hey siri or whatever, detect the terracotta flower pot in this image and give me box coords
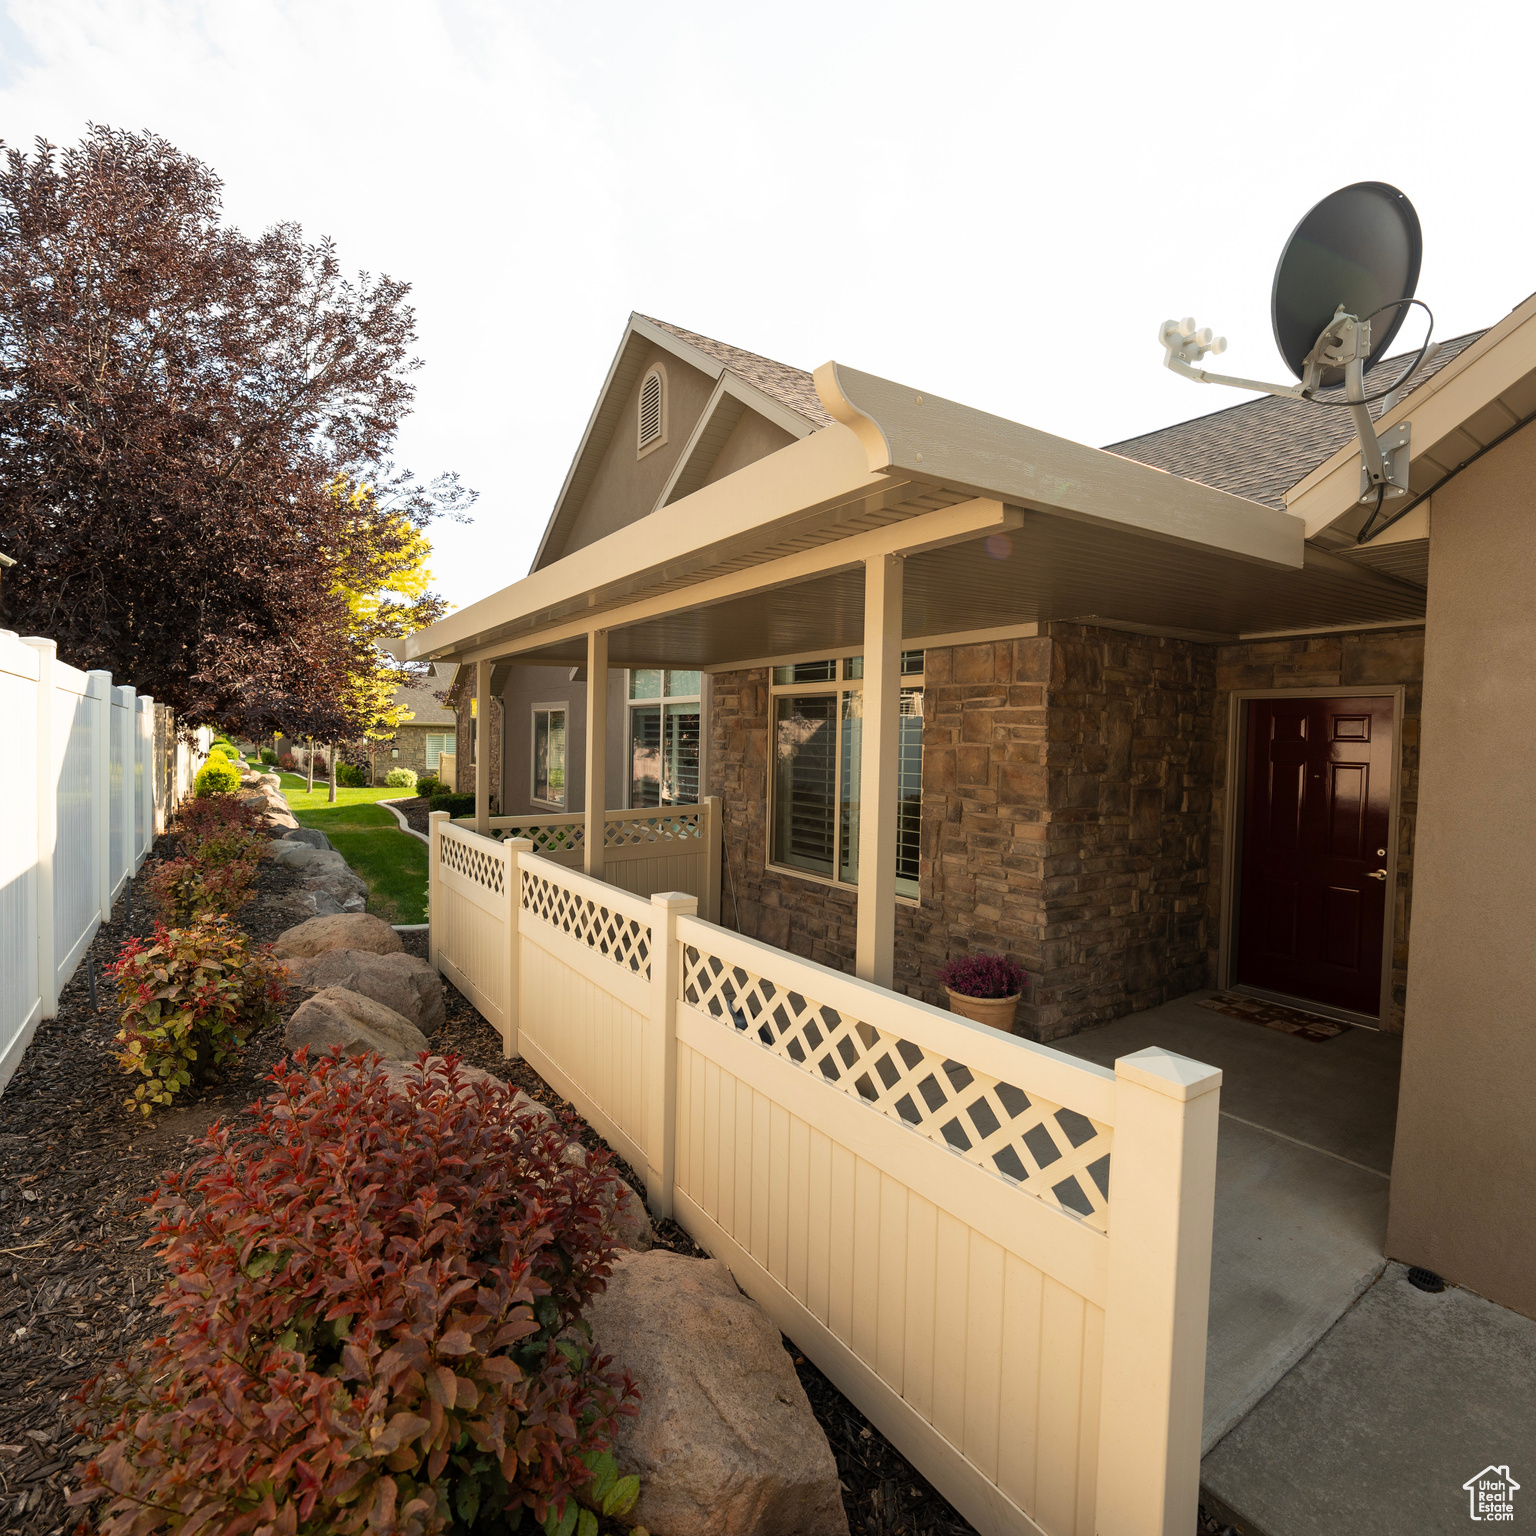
[944,987,1020,1034]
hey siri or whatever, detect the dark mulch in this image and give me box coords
[385,795,431,836]
[0,839,313,1535]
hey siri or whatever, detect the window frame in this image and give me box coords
[424,732,455,771]
[766,653,924,902]
[529,704,569,808]
[636,363,669,459]
[625,669,703,808]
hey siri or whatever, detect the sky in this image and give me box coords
[1,0,1531,611]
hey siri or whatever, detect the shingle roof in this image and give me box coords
[1104,332,1484,508]
[391,666,456,727]
[639,315,834,427]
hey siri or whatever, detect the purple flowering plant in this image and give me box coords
[938,953,1028,999]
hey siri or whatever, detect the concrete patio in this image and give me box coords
[1055,988,1400,1452]
[1060,991,1536,1534]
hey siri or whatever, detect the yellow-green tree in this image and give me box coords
[330,475,447,741]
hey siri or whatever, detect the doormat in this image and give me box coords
[1197,992,1351,1042]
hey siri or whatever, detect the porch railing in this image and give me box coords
[426,817,1219,1536]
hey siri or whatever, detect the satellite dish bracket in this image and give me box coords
[1159,308,1415,504]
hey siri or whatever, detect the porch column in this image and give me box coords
[584,629,608,879]
[855,554,903,988]
[474,658,491,835]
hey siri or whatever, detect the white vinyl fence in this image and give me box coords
[0,630,211,1093]
[428,815,1221,1536]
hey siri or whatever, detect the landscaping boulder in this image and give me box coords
[272,912,403,958]
[585,1252,846,1535]
[280,948,444,1033]
[271,843,350,874]
[285,987,430,1060]
[302,873,369,914]
[282,827,332,851]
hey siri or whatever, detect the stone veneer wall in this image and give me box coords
[708,624,1216,1042]
[1210,626,1424,1032]
[451,689,503,810]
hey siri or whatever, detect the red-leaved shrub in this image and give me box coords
[938,951,1028,999]
[145,852,260,924]
[111,917,286,1115]
[279,751,298,771]
[177,791,267,841]
[73,1051,641,1535]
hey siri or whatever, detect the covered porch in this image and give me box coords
[413,360,1425,1003]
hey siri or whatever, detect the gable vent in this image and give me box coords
[638,369,664,449]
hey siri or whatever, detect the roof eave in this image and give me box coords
[1286,290,1536,538]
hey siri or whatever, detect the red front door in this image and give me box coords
[1236,695,1394,1016]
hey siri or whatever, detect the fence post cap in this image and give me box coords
[1114,1046,1222,1102]
[650,890,698,911]
[428,810,451,822]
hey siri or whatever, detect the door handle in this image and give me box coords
[1365,869,1388,880]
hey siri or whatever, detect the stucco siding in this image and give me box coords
[1388,425,1536,1318]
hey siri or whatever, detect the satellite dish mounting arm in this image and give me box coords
[1159,309,1413,504]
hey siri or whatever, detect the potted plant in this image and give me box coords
[938,953,1027,1033]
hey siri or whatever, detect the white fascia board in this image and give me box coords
[1286,292,1536,537]
[815,363,1303,570]
[403,424,896,662]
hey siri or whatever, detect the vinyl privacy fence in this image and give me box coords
[0,630,211,1093]
[428,814,1221,1536]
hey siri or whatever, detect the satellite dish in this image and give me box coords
[1271,182,1422,383]
[1156,180,1436,520]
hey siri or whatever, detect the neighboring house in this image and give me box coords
[365,662,458,785]
[400,302,1536,1322]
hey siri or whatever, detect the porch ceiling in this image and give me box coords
[502,510,1428,670]
[402,361,1427,672]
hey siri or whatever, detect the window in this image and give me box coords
[425,732,454,770]
[532,708,567,805]
[637,367,666,454]
[770,653,923,898]
[628,669,701,806]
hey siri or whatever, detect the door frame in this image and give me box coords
[1216,684,1407,1029]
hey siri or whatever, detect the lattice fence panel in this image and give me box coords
[521,868,652,979]
[493,821,585,854]
[604,811,703,849]
[440,831,507,898]
[682,946,1112,1230]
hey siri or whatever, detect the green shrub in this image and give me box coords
[429,791,476,817]
[336,761,368,788]
[73,1052,640,1533]
[109,918,286,1117]
[384,766,418,788]
[415,774,442,800]
[192,749,241,798]
[259,747,278,765]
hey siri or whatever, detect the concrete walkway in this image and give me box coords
[1059,992,1536,1533]
[1054,990,1400,1450]
[1202,1263,1536,1534]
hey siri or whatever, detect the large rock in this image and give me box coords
[273,912,403,958]
[281,948,445,1033]
[271,843,350,874]
[282,827,332,851]
[302,873,369,913]
[586,1252,847,1535]
[285,986,429,1060]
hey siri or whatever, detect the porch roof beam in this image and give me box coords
[453,497,1023,667]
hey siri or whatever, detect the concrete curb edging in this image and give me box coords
[377,798,430,845]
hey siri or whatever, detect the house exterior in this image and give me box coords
[364,662,458,784]
[397,304,1536,1325]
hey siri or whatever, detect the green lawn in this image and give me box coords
[277,772,427,924]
